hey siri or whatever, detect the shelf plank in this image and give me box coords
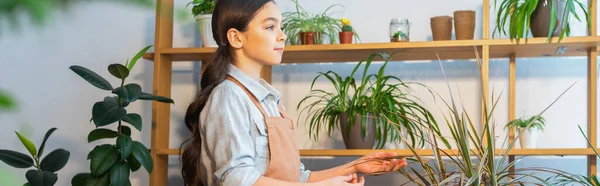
[157,148,596,156]
[142,36,600,63]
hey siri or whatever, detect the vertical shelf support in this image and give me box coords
[150,0,174,185]
[587,0,597,177]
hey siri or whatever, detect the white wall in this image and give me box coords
[0,0,597,185]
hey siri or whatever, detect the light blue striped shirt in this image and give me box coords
[198,64,311,186]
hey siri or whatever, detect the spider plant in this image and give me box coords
[493,0,591,43]
[505,115,546,131]
[549,125,600,185]
[296,52,435,149]
[359,48,584,185]
[282,0,353,45]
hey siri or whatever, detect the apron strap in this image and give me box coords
[226,75,273,119]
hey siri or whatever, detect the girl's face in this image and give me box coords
[234,2,286,66]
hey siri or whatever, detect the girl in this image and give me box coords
[181,0,407,185]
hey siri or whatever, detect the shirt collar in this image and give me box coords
[227,64,281,102]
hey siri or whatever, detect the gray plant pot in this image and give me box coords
[339,112,377,149]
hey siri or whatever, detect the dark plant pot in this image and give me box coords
[339,31,353,44]
[454,10,475,40]
[299,32,320,45]
[339,112,376,149]
[530,0,560,37]
[430,16,453,41]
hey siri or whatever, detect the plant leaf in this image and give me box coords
[25,170,57,186]
[89,145,118,176]
[107,64,130,80]
[71,173,91,186]
[37,128,57,159]
[121,126,132,136]
[69,65,113,91]
[112,84,142,103]
[0,149,34,168]
[87,129,118,143]
[84,173,109,186]
[138,92,174,104]
[92,97,127,127]
[117,135,133,160]
[126,154,141,172]
[40,149,70,172]
[109,161,130,186]
[131,141,153,173]
[0,90,15,110]
[127,45,153,71]
[15,131,37,157]
[122,113,142,131]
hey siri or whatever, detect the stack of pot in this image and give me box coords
[430,10,476,41]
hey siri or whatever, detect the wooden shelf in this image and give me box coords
[142,36,600,63]
[156,148,596,156]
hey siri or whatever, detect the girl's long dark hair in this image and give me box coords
[180,0,273,185]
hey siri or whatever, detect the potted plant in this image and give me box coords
[68,45,174,185]
[391,31,408,42]
[493,0,591,43]
[282,0,347,45]
[296,52,433,149]
[188,0,217,47]
[0,128,69,186]
[338,17,359,44]
[505,115,546,148]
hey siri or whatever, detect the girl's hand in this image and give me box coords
[353,152,407,175]
[318,173,364,186]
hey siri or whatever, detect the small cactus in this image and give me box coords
[341,17,352,32]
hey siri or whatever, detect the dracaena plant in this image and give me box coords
[68,45,174,186]
[296,52,435,149]
[359,49,584,185]
[0,128,70,186]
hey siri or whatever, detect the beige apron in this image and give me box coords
[226,76,301,182]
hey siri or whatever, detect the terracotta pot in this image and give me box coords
[299,32,321,45]
[430,16,453,41]
[339,112,376,149]
[339,31,353,44]
[530,0,560,37]
[454,10,475,40]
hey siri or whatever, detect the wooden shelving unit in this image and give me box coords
[146,0,598,185]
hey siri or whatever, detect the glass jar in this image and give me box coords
[389,18,410,42]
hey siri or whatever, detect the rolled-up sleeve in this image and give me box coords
[203,84,261,185]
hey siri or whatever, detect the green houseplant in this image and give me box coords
[282,0,357,45]
[0,128,70,186]
[505,115,546,148]
[68,45,174,186]
[188,0,217,47]
[296,52,435,149]
[0,89,15,110]
[493,0,591,43]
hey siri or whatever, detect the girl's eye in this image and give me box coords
[267,25,274,30]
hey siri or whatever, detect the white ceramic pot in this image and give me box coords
[196,14,218,47]
[518,128,540,148]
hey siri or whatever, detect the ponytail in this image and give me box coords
[181,46,231,186]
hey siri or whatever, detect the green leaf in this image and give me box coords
[121,126,132,136]
[87,144,111,160]
[15,131,37,157]
[0,90,15,110]
[131,141,153,173]
[138,92,174,104]
[40,149,70,172]
[112,84,142,103]
[37,128,57,159]
[89,145,118,176]
[117,135,132,160]
[84,173,109,186]
[69,65,113,91]
[127,45,153,71]
[109,161,130,186]
[126,154,141,172]
[25,170,57,186]
[122,113,142,131]
[71,173,91,186]
[107,64,130,80]
[92,97,127,127]
[0,149,34,168]
[23,183,30,186]
[87,129,118,143]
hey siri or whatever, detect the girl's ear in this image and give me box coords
[227,28,244,49]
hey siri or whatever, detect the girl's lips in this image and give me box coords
[274,48,284,51]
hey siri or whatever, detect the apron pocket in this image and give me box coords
[253,118,270,158]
